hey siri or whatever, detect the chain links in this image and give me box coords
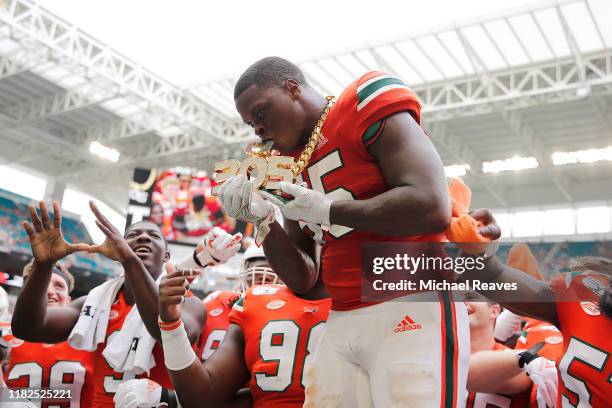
[291,96,336,177]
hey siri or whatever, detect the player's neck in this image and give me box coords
[121,265,163,306]
[298,92,329,147]
[122,282,135,305]
[470,327,496,353]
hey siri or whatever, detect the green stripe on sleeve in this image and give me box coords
[362,120,383,145]
[357,77,405,104]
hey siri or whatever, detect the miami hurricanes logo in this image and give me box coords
[394,315,422,333]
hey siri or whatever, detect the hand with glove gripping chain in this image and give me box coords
[217,175,275,245]
[260,181,332,227]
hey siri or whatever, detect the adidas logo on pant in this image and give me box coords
[394,315,422,333]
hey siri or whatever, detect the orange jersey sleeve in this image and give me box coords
[335,71,422,149]
[550,272,612,407]
[229,285,330,408]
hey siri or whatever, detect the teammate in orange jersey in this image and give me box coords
[460,242,612,407]
[11,201,238,407]
[2,261,93,408]
[197,289,240,362]
[116,250,333,408]
[464,291,558,408]
[516,318,564,363]
[197,245,278,362]
[215,56,494,406]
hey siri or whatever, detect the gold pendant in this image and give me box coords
[211,142,294,199]
[212,96,336,199]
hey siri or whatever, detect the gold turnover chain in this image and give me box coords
[291,96,335,177]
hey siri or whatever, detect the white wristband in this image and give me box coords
[173,253,200,270]
[160,322,197,371]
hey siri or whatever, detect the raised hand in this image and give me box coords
[87,201,135,263]
[455,208,502,256]
[22,201,91,264]
[195,227,243,266]
[159,263,201,323]
[469,208,502,240]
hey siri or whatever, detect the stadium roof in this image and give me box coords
[0,0,611,213]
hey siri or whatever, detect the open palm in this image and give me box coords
[87,201,136,263]
[93,237,127,262]
[23,201,91,264]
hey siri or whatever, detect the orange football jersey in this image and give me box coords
[466,343,532,408]
[290,71,445,311]
[228,285,331,408]
[89,291,172,408]
[516,318,564,363]
[1,321,93,408]
[197,290,240,361]
[550,272,612,407]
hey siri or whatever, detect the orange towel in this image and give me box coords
[445,177,491,254]
[507,243,543,280]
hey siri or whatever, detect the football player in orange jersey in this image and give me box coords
[216,56,493,406]
[116,247,334,408]
[11,201,238,407]
[197,245,278,363]
[197,290,240,362]
[2,261,94,408]
[464,291,558,408]
[459,241,612,407]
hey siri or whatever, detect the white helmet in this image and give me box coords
[240,245,278,291]
[0,286,9,320]
[202,264,241,292]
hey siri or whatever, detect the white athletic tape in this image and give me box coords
[161,322,197,371]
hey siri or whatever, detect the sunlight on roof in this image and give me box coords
[0,166,46,201]
[62,188,126,243]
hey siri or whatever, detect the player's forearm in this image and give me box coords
[11,260,53,340]
[330,185,450,236]
[461,256,558,324]
[122,256,164,342]
[263,222,317,294]
[468,350,530,394]
[169,362,215,408]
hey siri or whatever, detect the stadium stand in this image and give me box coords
[495,241,612,278]
[0,188,120,295]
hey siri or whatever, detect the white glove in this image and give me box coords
[270,181,332,226]
[494,309,523,341]
[217,175,275,245]
[174,226,242,270]
[197,227,242,266]
[114,379,162,408]
[524,357,558,408]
